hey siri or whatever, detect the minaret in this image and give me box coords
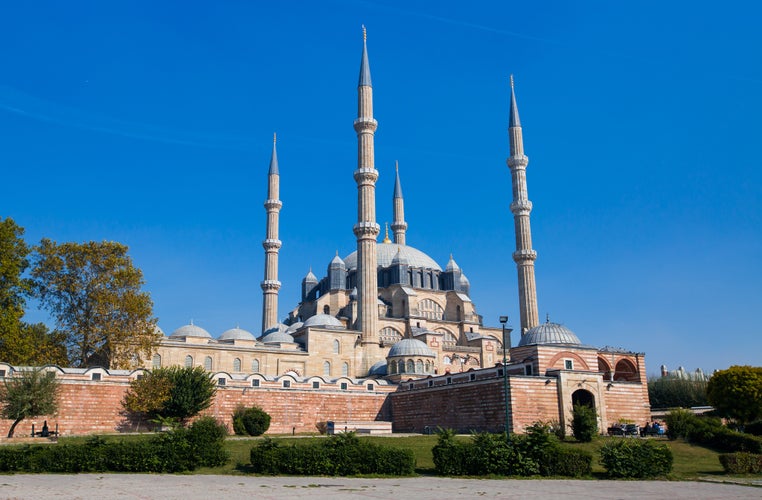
[261,134,282,333]
[353,26,381,374]
[391,161,408,245]
[507,76,540,334]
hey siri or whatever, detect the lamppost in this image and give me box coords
[499,315,511,435]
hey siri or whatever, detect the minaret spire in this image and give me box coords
[391,161,408,245]
[261,134,283,333]
[507,76,539,334]
[353,26,381,375]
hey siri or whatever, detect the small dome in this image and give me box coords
[387,338,436,358]
[330,252,345,268]
[391,247,408,265]
[170,323,212,339]
[285,321,303,334]
[518,321,581,347]
[263,323,289,336]
[445,254,460,272]
[260,331,295,343]
[219,327,256,341]
[303,314,345,328]
[369,360,388,376]
[459,273,470,286]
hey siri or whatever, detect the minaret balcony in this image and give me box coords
[512,249,537,262]
[262,238,282,250]
[507,155,529,169]
[353,117,378,132]
[510,200,533,215]
[353,168,379,184]
[353,222,380,238]
[264,199,283,210]
[260,279,282,291]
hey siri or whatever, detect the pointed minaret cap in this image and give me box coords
[509,75,521,128]
[304,267,318,282]
[268,133,279,175]
[358,25,372,87]
[393,161,403,199]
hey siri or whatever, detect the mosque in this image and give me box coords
[136,29,651,433]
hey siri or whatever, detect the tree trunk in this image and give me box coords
[7,417,23,438]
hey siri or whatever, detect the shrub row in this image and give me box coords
[665,410,762,453]
[0,417,228,473]
[432,425,592,477]
[599,439,673,478]
[719,452,762,474]
[249,432,415,476]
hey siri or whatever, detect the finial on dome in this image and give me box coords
[546,313,550,323]
[383,222,391,243]
[362,24,367,42]
[335,249,339,256]
[510,74,514,88]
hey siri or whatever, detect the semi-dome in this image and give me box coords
[387,338,436,358]
[285,321,303,334]
[344,243,442,271]
[369,360,388,376]
[219,327,256,341]
[260,331,295,343]
[170,323,212,339]
[518,321,581,347]
[302,314,345,328]
[263,323,289,336]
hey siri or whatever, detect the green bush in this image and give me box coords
[538,447,593,477]
[665,410,762,453]
[600,439,673,478]
[0,426,228,473]
[572,404,598,442]
[719,452,762,474]
[232,405,271,436]
[664,409,695,439]
[249,432,415,476]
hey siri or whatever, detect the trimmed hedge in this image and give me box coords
[599,439,673,478]
[432,425,592,477]
[249,432,415,476]
[665,410,762,453]
[0,417,228,473]
[232,405,271,436]
[719,452,762,474]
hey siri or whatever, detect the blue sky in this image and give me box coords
[2,1,760,375]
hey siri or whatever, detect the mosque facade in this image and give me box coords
[136,30,651,433]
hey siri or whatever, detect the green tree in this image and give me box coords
[707,365,762,424]
[0,217,32,362]
[648,376,708,408]
[31,239,160,369]
[121,369,173,429]
[159,366,217,424]
[571,403,598,442]
[0,368,60,437]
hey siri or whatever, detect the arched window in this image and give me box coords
[380,327,402,345]
[614,359,639,382]
[417,299,444,320]
[323,305,330,314]
[233,358,241,372]
[342,362,349,377]
[323,361,331,376]
[398,359,405,373]
[152,354,161,369]
[415,360,423,373]
[389,361,397,374]
[441,330,457,347]
[406,359,415,373]
[443,356,452,364]
[425,360,431,373]
[184,355,193,368]
[204,356,213,371]
[333,339,340,354]
[251,359,260,372]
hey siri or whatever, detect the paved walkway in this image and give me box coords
[0,475,759,499]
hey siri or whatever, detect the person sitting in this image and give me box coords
[41,420,49,437]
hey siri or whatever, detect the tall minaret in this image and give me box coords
[261,134,282,333]
[391,161,408,245]
[353,26,381,373]
[507,76,540,334]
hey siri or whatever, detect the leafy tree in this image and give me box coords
[648,375,708,408]
[0,217,32,362]
[0,368,60,437]
[707,365,762,424]
[159,366,217,424]
[31,239,160,368]
[121,369,173,429]
[571,403,598,442]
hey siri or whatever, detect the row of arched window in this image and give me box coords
[153,354,260,373]
[388,358,434,375]
[323,361,350,377]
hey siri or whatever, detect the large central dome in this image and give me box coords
[343,243,442,271]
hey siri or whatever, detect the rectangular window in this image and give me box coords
[283,380,291,388]
[0,369,6,378]
[91,373,101,381]
[217,378,226,386]
[340,382,348,390]
[446,377,452,385]
[524,364,533,376]
[366,383,374,391]
[312,381,320,389]
[564,359,574,370]
[252,379,260,387]
[428,380,433,387]
[497,368,504,377]
[469,373,476,381]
